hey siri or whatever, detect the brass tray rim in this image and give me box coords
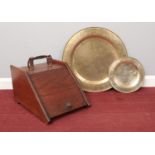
[109,57,145,93]
[62,27,128,92]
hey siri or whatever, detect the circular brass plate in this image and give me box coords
[62,27,128,92]
[109,57,145,93]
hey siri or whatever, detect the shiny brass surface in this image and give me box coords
[62,27,128,92]
[109,57,145,93]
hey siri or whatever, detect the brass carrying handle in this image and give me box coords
[27,55,53,70]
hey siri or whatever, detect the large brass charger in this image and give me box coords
[62,27,128,92]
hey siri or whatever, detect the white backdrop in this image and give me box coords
[0,22,154,77]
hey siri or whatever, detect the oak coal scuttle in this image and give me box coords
[10,55,89,123]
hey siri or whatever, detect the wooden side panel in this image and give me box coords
[10,65,50,123]
[30,67,88,118]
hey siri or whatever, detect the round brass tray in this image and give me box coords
[62,27,128,92]
[109,57,145,93]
